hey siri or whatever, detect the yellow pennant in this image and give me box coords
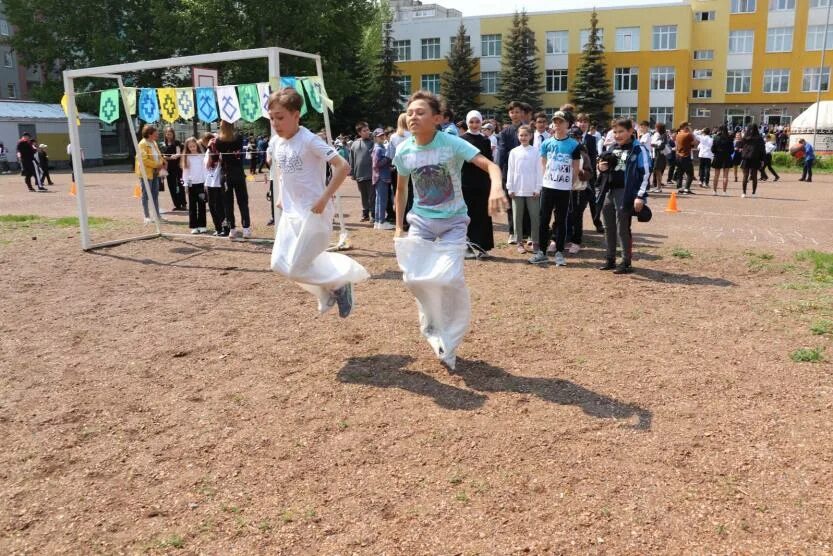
[123,87,137,115]
[60,94,81,125]
[69,181,77,196]
[158,87,180,122]
[133,184,142,198]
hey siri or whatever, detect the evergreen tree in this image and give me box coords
[374,15,403,126]
[441,23,480,117]
[496,10,543,115]
[569,9,614,126]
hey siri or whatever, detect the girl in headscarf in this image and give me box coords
[460,110,495,259]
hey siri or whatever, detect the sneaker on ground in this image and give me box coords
[190,228,200,234]
[599,260,616,270]
[199,227,209,233]
[546,240,557,255]
[378,222,395,230]
[143,217,152,225]
[613,263,633,274]
[741,193,746,198]
[568,243,580,255]
[528,251,548,265]
[334,283,353,318]
[464,249,477,260]
[242,227,252,238]
[554,251,567,266]
[508,235,518,245]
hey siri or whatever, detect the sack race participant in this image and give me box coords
[393,90,507,369]
[267,88,369,317]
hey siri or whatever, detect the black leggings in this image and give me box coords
[742,165,758,195]
[539,188,571,254]
[698,158,712,185]
[188,184,207,229]
[223,174,250,229]
[760,154,779,180]
[207,187,225,232]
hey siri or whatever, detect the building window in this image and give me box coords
[481,71,499,94]
[0,20,8,36]
[414,8,436,18]
[580,28,604,48]
[769,0,795,10]
[7,83,16,98]
[545,69,568,92]
[546,31,569,54]
[731,0,756,13]
[613,106,638,120]
[691,108,712,118]
[803,67,831,92]
[481,34,502,57]
[695,11,716,21]
[481,110,497,121]
[614,67,639,91]
[728,30,754,54]
[421,73,440,94]
[766,27,793,52]
[763,69,790,92]
[395,76,412,100]
[649,107,674,126]
[693,49,714,60]
[811,0,831,6]
[806,25,832,51]
[421,38,440,60]
[615,27,640,51]
[692,69,713,79]
[3,50,13,68]
[652,25,678,50]
[726,69,752,93]
[393,40,411,61]
[650,66,675,90]
[692,89,713,98]
[450,35,471,49]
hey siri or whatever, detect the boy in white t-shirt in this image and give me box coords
[267,88,369,317]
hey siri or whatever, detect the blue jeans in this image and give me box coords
[374,180,390,223]
[140,175,161,219]
[802,159,814,181]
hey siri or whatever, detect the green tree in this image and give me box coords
[569,9,614,126]
[374,14,403,126]
[441,23,480,117]
[496,10,543,115]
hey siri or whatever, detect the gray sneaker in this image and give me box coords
[554,251,567,266]
[528,251,548,265]
[333,283,353,318]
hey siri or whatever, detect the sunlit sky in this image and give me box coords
[434,0,683,17]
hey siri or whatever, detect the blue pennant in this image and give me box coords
[195,87,218,123]
[138,88,159,122]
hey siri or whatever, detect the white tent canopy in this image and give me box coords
[790,101,833,155]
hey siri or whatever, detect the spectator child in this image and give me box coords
[761,134,779,182]
[204,135,227,236]
[797,139,815,182]
[506,125,541,254]
[181,137,208,234]
[693,128,714,189]
[372,128,394,230]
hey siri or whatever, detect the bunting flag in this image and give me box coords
[123,87,137,115]
[175,87,195,120]
[280,76,307,117]
[60,94,81,125]
[304,76,334,112]
[99,89,120,124]
[195,87,218,123]
[158,87,180,122]
[138,88,160,122]
[216,85,241,123]
[237,84,261,122]
[257,82,271,118]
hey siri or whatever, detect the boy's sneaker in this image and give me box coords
[377,222,395,230]
[508,234,518,245]
[334,283,353,318]
[554,251,567,266]
[568,243,581,255]
[190,228,200,234]
[144,217,152,225]
[613,262,633,274]
[599,259,616,270]
[528,251,548,265]
[228,228,238,239]
[199,227,209,233]
[242,227,252,238]
[546,240,557,255]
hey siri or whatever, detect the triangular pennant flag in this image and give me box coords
[280,76,307,118]
[305,76,334,113]
[300,78,323,114]
[237,84,261,122]
[195,87,218,123]
[133,184,142,198]
[257,82,271,118]
[158,87,180,122]
[99,89,120,124]
[216,85,241,123]
[60,94,81,125]
[69,181,77,196]
[175,87,195,120]
[123,87,137,115]
[138,88,160,122]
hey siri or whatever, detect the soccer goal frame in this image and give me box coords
[63,46,340,251]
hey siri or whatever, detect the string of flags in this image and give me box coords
[89,77,332,125]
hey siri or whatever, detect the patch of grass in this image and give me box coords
[337,420,349,430]
[746,250,776,272]
[0,214,112,229]
[796,250,833,283]
[221,504,242,514]
[0,214,40,223]
[280,510,295,523]
[671,247,692,259]
[455,491,469,503]
[811,319,833,335]
[789,347,824,363]
[257,519,272,532]
[304,509,317,520]
[157,534,185,549]
[716,523,728,537]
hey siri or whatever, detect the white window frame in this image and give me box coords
[650,66,675,91]
[726,69,752,93]
[614,67,639,91]
[649,107,674,126]
[810,0,831,7]
[691,108,712,118]
[395,76,412,99]
[421,38,440,60]
[450,35,471,49]
[481,34,502,57]
[652,25,678,50]
[3,50,13,68]
[393,40,411,61]
[769,0,795,10]
[6,83,16,99]
[421,73,440,94]
[480,71,499,94]
[546,30,569,54]
[545,69,568,92]
[580,28,604,48]
[729,30,754,54]
[766,27,793,52]
[806,25,832,51]
[615,27,640,51]
[731,0,757,13]
[692,89,713,98]
[613,106,638,120]
[0,20,8,36]
[802,67,831,92]
[692,69,713,79]
[694,49,714,60]
[763,69,790,93]
[695,11,716,21]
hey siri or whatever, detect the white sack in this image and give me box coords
[395,237,470,368]
[271,210,369,313]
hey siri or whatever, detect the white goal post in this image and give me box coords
[63,47,342,251]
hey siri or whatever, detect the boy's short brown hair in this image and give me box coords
[355,121,369,133]
[267,87,304,113]
[507,100,523,111]
[612,118,633,130]
[576,113,590,123]
[534,112,548,122]
[407,90,442,114]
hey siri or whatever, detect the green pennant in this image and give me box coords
[301,78,323,114]
[99,89,120,124]
[237,84,261,122]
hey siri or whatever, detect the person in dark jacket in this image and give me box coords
[16,132,44,191]
[460,110,495,258]
[710,125,734,195]
[37,143,53,185]
[497,101,530,243]
[349,121,375,221]
[576,113,604,233]
[215,121,251,238]
[739,123,765,197]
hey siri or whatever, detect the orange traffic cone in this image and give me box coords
[665,191,680,213]
[133,184,142,198]
[69,181,77,196]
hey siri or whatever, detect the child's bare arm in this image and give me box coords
[311,154,349,214]
[470,154,508,216]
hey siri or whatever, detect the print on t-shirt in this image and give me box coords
[276,150,303,173]
[545,151,574,186]
[412,163,453,206]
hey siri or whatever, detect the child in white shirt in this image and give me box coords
[506,125,541,254]
[181,137,208,234]
[761,134,779,182]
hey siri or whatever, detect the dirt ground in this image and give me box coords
[1,168,833,554]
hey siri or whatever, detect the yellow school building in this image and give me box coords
[390,0,832,128]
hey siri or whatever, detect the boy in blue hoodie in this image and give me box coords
[798,139,815,183]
